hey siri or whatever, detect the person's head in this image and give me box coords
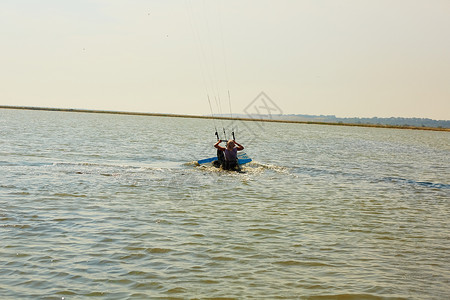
[226,140,235,149]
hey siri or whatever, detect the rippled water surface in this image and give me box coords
[1,109,449,299]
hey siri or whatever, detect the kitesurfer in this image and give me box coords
[213,139,244,171]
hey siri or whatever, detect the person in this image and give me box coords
[213,139,244,171]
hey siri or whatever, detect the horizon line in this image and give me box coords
[1,105,448,132]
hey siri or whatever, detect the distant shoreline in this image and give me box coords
[1,105,449,132]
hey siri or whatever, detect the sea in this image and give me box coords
[1,108,449,299]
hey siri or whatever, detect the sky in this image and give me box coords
[1,0,449,120]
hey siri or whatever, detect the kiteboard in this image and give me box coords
[197,152,252,165]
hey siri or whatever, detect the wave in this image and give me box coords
[291,166,450,190]
[247,161,289,173]
[52,161,184,173]
[307,293,404,300]
[383,177,450,189]
[191,160,289,176]
[1,161,54,167]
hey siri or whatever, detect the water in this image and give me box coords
[1,109,449,299]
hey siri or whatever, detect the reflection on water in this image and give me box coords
[1,109,449,299]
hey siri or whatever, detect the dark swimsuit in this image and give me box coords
[223,148,240,171]
[214,147,240,171]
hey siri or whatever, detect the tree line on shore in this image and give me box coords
[229,114,450,129]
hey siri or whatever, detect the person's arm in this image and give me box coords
[234,141,244,151]
[214,140,225,151]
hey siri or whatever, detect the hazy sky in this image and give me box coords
[1,0,449,120]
